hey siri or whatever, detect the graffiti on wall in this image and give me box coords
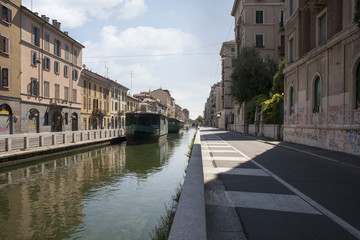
[285,127,360,155]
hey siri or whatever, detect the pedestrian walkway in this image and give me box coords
[200,126,360,240]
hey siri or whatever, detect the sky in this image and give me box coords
[22,0,235,119]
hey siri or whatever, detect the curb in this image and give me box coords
[169,129,206,240]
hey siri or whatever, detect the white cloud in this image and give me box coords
[118,0,147,20]
[82,25,199,94]
[22,0,147,28]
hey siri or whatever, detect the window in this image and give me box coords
[100,87,102,98]
[280,11,285,28]
[318,12,327,45]
[73,49,78,65]
[44,81,50,98]
[83,96,87,109]
[1,4,12,24]
[89,98,91,109]
[64,86,69,100]
[356,63,360,108]
[290,0,294,16]
[65,113,68,125]
[44,57,50,70]
[44,112,49,125]
[0,34,9,54]
[290,86,294,115]
[289,38,294,62]
[89,82,91,95]
[54,61,60,74]
[30,78,39,96]
[256,11,263,24]
[72,89,77,102]
[1,67,9,88]
[54,39,61,57]
[64,65,68,77]
[31,51,37,65]
[72,69,78,80]
[55,84,60,99]
[32,26,40,47]
[115,102,118,111]
[94,84,96,97]
[45,33,50,52]
[255,34,264,47]
[65,44,69,60]
[314,77,321,113]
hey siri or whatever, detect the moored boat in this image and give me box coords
[168,118,183,133]
[126,112,168,144]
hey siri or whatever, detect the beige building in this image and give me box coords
[19,7,84,133]
[80,69,111,130]
[151,88,175,118]
[231,0,286,133]
[283,0,360,155]
[110,81,128,129]
[127,94,140,112]
[0,0,21,134]
[218,41,236,129]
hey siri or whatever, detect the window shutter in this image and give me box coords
[4,37,8,54]
[2,68,8,87]
[0,35,3,53]
[8,8,12,24]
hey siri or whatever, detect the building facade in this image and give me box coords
[0,0,21,135]
[20,7,84,133]
[80,69,110,130]
[151,88,175,118]
[231,0,286,133]
[110,81,128,129]
[218,41,236,129]
[127,94,140,112]
[283,0,360,155]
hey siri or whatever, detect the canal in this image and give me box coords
[0,128,196,240]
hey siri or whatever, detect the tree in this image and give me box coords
[271,59,285,95]
[230,47,277,105]
[196,115,204,123]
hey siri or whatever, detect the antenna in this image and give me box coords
[130,71,134,95]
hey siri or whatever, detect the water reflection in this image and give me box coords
[0,128,195,240]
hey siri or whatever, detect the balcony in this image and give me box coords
[305,0,327,10]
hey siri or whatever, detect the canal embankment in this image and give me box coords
[169,129,206,240]
[0,129,125,168]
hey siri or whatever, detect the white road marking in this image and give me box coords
[213,133,360,240]
[211,156,248,162]
[204,167,269,177]
[202,150,237,153]
[226,191,322,215]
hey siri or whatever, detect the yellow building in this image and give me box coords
[80,69,111,130]
[0,0,21,134]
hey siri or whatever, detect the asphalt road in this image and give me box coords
[202,128,360,240]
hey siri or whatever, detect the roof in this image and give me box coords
[21,6,85,48]
[81,69,129,90]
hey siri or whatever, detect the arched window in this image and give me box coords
[314,76,321,113]
[290,86,294,115]
[357,63,360,108]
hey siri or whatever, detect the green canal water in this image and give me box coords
[0,128,196,240]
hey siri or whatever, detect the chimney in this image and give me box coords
[34,12,38,16]
[64,31,68,35]
[52,19,61,30]
[41,15,50,23]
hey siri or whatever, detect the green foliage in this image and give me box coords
[195,115,204,123]
[230,47,277,105]
[271,59,285,95]
[245,94,268,123]
[261,93,284,124]
[149,184,182,240]
[355,0,360,28]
